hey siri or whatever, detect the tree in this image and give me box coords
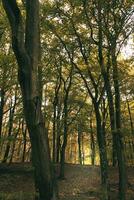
[2,1,57,199]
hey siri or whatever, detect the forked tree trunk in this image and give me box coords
[94,103,109,200]
[97,0,117,167]
[2,1,57,199]
[59,66,73,179]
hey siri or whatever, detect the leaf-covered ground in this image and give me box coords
[0,163,134,200]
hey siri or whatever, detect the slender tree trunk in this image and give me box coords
[97,0,117,167]
[0,88,5,138]
[59,66,73,178]
[59,99,68,179]
[101,68,117,166]
[78,124,82,165]
[56,102,61,163]
[81,133,85,165]
[56,134,61,163]
[90,118,95,165]
[3,97,16,163]
[9,120,21,163]
[126,96,134,134]
[53,101,57,163]
[53,76,61,163]
[112,48,126,200]
[22,125,27,162]
[94,103,109,200]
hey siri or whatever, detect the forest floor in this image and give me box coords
[0,163,134,200]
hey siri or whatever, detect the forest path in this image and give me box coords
[0,163,134,200]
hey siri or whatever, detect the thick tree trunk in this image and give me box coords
[2,1,57,199]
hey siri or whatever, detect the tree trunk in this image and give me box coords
[126,96,134,135]
[90,118,95,165]
[0,88,5,138]
[22,124,27,162]
[2,1,57,199]
[94,103,109,200]
[101,68,117,166]
[56,102,61,163]
[78,124,82,165]
[3,97,16,163]
[59,99,68,179]
[59,66,72,178]
[97,0,117,167]
[112,48,126,200]
[53,101,57,163]
[9,120,21,163]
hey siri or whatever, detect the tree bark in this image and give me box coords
[126,96,134,135]
[90,117,95,165]
[112,47,126,200]
[94,103,109,200]
[2,1,57,199]
[22,123,27,162]
[59,96,68,179]
[9,119,21,163]
[53,76,61,163]
[59,66,73,179]
[3,96,16,163]
[78,124,82,165]
[56,102,61,163]
[0,88,5,138]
